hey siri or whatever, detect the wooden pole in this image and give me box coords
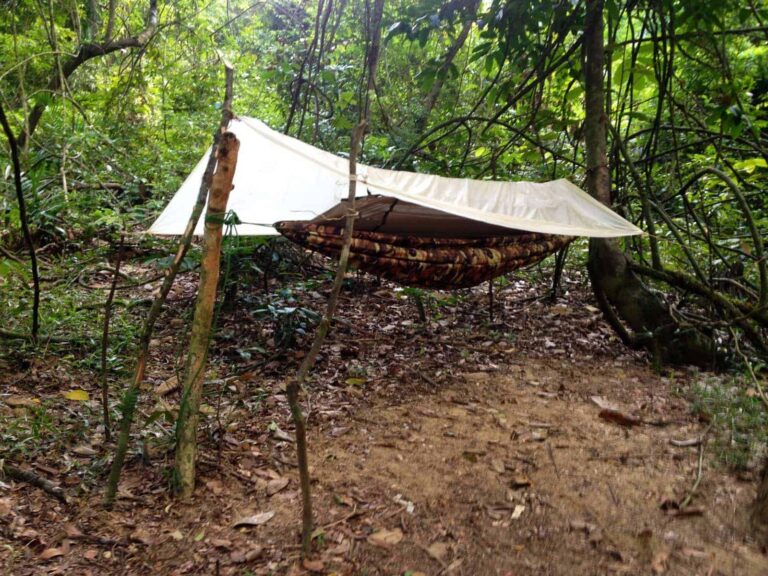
[103,65,234,508]
[288,0,386,556]
[175,131,240,498]
[287,122,365,555]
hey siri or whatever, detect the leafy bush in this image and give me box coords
[254,288,320,349]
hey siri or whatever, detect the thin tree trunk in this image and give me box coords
[86,0,101,40]
[174,131,240,499]
[100,233,125,443]
[0,101,40,342]
[104,0,117,41]
[584,0,714,367]
[104,65,234,508]
[414,1,479,135]
[288,121,365,556]
[288,0,385,556]
[584,0,612,208]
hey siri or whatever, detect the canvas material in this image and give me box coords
[148,117,643,238]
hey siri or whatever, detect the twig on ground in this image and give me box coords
[547,442,560,479]
[76,266,166,290]
[680,425,712,509]
[0,245,23,263]
[321,505,362,530]
[669,437,702,447]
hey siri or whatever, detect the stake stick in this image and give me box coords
[103,64,234,508]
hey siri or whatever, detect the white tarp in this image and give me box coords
[149,117,643,238]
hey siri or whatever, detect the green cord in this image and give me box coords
[205,211,242,226]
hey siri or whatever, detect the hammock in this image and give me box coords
[276,196,574,289]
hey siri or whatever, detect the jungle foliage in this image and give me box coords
[1,0,766,364]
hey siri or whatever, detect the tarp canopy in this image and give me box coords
[148,117,643,238]
[301,196,534,238]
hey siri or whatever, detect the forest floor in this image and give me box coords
[1,249,768,576]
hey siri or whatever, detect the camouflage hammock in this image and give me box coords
[275,196,574,289]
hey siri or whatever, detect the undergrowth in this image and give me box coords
[690,373,768,472]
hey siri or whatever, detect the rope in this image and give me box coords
[205,211,242,226]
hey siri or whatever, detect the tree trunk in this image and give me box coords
[175,132,240,499]
[100,232,125,442]
[288,0,386,556]
[583,0,714,367]
[414,0,479,135]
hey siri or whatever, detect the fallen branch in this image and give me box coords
[76,266,168,290]
[0,245,23,263]
[0,462,68,504]
[669,437,702,448]
[679,425,712,510]
[321,505,362,530]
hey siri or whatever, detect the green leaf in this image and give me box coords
[333,116,353,130]
[0,258,28,280]
[145,409,175,426]
[733,158,768,174]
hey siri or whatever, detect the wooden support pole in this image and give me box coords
[287,121,365,555]
[103,65,234,508]
[175,132,240,499]
[288,0,385,557]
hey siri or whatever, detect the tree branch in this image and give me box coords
[17,0,159,149]
[0,101,41,342]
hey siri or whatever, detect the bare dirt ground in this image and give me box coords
[2,263,767,576]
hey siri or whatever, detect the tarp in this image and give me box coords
[148,117,643,238]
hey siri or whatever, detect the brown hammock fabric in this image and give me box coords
[274,197,573,289]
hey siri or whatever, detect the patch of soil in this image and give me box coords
[309,360,765,575]
[1,267,766,575]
